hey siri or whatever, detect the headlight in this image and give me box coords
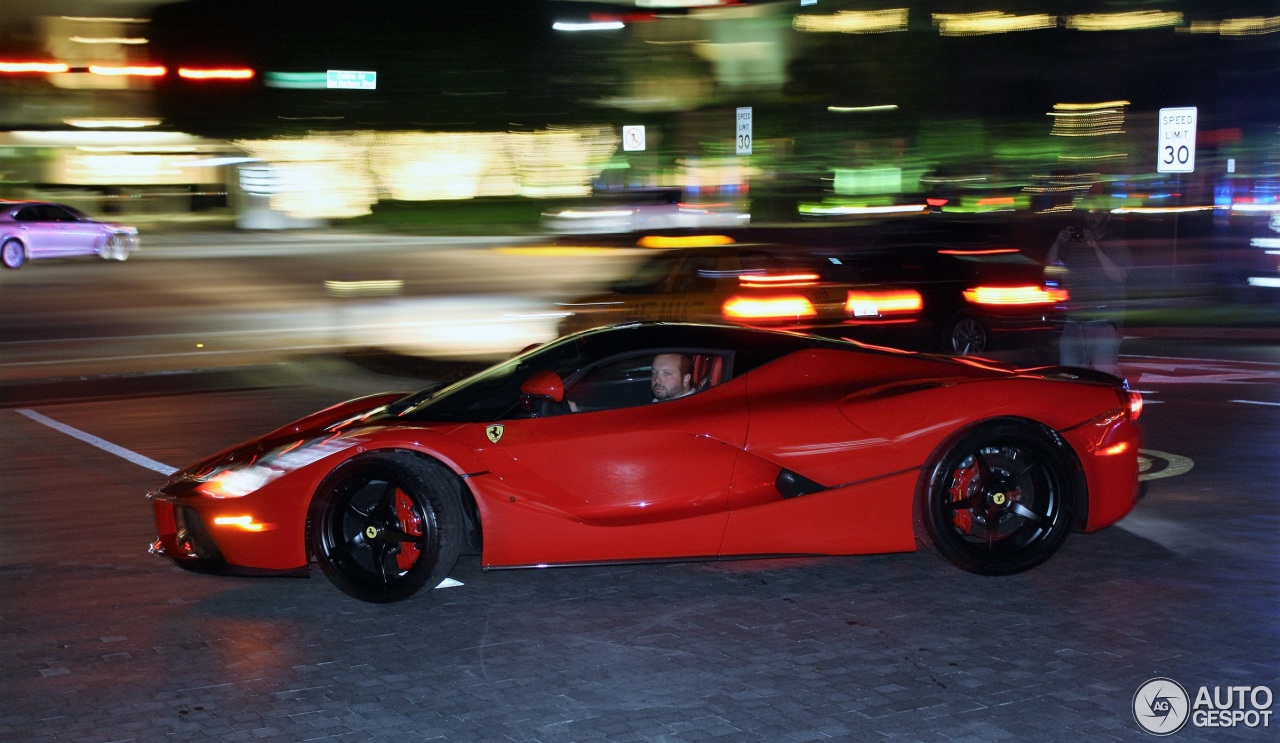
[192,438,347,498]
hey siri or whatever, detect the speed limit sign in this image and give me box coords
[736,107,752,155]
[1157,107,1197,173]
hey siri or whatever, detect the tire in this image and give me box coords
[2,239,25,269]
[308,452,463,603]
[944,315,988,356]
[917,420,1077,576]
[101,234,130,261]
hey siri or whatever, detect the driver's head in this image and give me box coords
[651,353,693,401]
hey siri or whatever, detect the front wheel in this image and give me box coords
[2,239,26,269]
[917,420,1077,576]
[100,234,131,261]
[308,452,463,602]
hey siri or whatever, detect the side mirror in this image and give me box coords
[519,370,564,403]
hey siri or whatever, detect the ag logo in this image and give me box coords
[1134,677,1190,735]
[485,424,504,444]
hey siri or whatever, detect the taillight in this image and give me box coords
[845,289,923,317]
[1127,389,1143,421]
[723,295,817,321]
[739,272,820,288]
[962,285,1067,306]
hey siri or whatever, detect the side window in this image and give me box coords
[564,350,731,413]
[43,205,75,222]
[671,252,717,293]
[615,253,679,294]
[566,354,655,412]
[13,207,42,222]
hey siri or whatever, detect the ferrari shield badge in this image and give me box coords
[485,424,504,444]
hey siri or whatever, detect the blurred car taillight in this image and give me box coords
[739,272,821,288]
[845,289,923,317]
[962,285,1067,306]
[1127,389,1143,421]
[722,295,817,321]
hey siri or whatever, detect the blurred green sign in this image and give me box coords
[327,70,377,90]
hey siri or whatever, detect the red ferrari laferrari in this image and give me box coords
[148,323,1143,602]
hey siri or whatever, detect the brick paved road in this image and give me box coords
[1,355,1276,742]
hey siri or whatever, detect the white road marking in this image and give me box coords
[1137,449,1194,481]
[1122,356,1280,385]
[17,409,178,476]
[1231,399,1280,407]
[14,408,465,589]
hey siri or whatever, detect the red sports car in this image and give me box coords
[148,323,1143,602]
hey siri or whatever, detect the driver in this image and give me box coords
[651,353,695,402]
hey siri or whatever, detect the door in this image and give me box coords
[11,205,67,258]
[44,204,102,257]
[469,350,749,567]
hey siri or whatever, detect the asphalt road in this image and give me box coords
[1,342,1278,742]
[0,232,649,381]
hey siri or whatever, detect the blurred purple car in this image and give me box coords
[1,201,139,269]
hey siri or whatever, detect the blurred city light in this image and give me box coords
[177,67,254,80]
[553,21,626,32]
[1184,16,1280,35]
[65,118,162,128]
[793,9,909,35]
[932,12,1058,36]
[1049,102,1129,138]
[0,60,71,73]
[0,0,1274,248]
[87,64,165,76]
[233,126,619,218]
[1064,12,1184,32]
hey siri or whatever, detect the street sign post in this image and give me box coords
[1157,107,1197,173]
[622,125,646,152]
[736,107,752,155]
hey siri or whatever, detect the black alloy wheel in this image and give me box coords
[308,452,463,603]
[918,420,1077,575]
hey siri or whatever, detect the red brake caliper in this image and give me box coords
[949,462,978,534]
[394,489,424,571]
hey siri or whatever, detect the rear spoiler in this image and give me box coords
[1019,365,1125,385]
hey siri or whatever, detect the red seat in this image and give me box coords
[692,354,723,390]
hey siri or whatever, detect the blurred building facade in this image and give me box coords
[0,0,1276,227]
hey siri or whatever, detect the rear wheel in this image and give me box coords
[308,452,463,602]
[944,315,988,355]
[918,420,1076,575]
[2,239,25,269]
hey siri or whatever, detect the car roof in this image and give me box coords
[568,321,851,357]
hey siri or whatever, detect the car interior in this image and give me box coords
[522,350,731,416]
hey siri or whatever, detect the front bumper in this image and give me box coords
[147,489,309,577]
